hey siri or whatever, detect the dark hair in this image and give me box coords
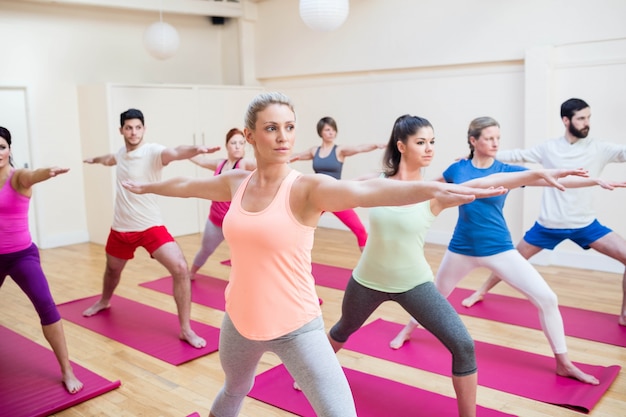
[225,128,244,145]
[0,126,11,146]
[316,117,337,138]
[382,115,433,177]
[560,98,589,120]
[120,108,145,127]
[0,126,14,167]
[466,117,499,160]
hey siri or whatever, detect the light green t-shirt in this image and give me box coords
[353,200,436,292]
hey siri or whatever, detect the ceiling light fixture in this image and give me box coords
[299,0,349,32]
[143,8,180,60]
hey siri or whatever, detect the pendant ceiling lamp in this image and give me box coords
[299,0,349,32]
[143,9,180,60]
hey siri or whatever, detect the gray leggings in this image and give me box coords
[330,277,477,377]
[210,314,357,417]
[192,219,225,270]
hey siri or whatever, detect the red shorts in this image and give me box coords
[105,226,175,260]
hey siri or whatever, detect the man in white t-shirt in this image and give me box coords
[462,98,626,326]
[82,108,218,347]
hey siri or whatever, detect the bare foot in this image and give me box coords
[82,300,110,317]
[180,329,207,348]
[389,328,413,350]
[556,363,600,385]
[63,370,84,394]
[619,315,626,326]
[461,291,484,308]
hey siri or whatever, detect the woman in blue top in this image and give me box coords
[324,115,592,417]
[390,117,599,385]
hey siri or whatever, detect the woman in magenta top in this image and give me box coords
[189,128,256,278]
[0,126,83,394]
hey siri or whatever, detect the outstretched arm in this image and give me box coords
[305,175,507,214]
[289,147,316,163]
[239,159,257,171]
[161,145,220,166]
[189,155,222,171]
[13,167,70,193]
[460,168,588,191]
[338,143,386,158]
[558,176,626,190]
[496,146,544,164]
[121,169,248,202]
[84,154,116,166]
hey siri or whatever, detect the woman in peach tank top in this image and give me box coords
[122,92,508,417]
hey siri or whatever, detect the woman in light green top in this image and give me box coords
[327,114,479,417]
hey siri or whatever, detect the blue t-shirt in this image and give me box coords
[444,159,526,257]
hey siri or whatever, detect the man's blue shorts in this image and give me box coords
[523,219,612,250]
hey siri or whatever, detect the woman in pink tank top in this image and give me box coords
[121,92,507,417]
[0,126,83,394]
[188,128,256,279]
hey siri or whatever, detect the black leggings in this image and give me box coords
[330,277,477,376]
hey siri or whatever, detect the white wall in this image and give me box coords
[1,0,625,274]
[254,0,626,78]
[264,63,526,242]
[0,1,234,247]
[254,0,626,273]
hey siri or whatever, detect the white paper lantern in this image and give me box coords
[143,21,180,60]
[299,0,349,32]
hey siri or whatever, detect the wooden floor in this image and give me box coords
[1,227,625,417]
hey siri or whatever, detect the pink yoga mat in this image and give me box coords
[0,325,121,417]
[344,319,620,413]
[448,287,626,348]
[220,259,351,291]
[140,274,227,311]
[248,364,516,417]
[224,259,626,348]
[57,295,220,365]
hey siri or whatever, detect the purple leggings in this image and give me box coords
[332,209,368,247]
[0,243,61,325]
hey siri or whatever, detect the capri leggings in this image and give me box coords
[330,277,477,376]
[211,314,356,417]
[332,209,368,247]
[0,243,61,325]
[436,249,566,354]
[192,219,225,269]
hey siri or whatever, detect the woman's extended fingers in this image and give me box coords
[473,186,508,198]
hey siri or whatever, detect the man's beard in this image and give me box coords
[569,123,590,139]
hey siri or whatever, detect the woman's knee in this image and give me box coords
[223,376,255,398]
[533,288,559,310]
[39,304,62,325]
[452,336,477,375]
[329,323,353,344]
